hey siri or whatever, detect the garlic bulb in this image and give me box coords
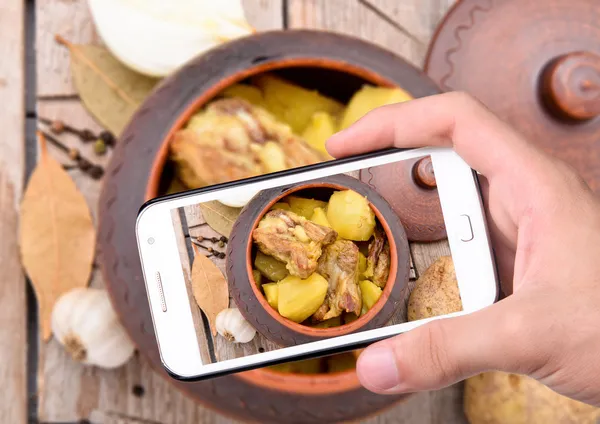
[51,288,135,369]
[87,0,254,77]
[216,308,256,343]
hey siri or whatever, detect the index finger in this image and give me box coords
[326,92,542,178]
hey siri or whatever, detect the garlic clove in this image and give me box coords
[51,287,135,369]
[87,0,254,77]
[215,308,256,343]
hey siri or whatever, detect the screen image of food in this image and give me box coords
[170,160,463,365]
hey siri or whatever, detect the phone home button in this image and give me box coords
[460,214,474,242]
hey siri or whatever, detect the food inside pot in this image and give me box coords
[166,73,412,195]
[252,190,390,328]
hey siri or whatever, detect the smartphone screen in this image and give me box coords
[165,154,466,369]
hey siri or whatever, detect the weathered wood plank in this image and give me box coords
[362,0,456,48]
[34,101,212,424]
[35,0,283,420]
[36,0,99,97]
[171,209,212,365]
[287,0,426,66]
[0,1,27,422]
[243,0,285,30]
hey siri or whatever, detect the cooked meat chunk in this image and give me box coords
[252,210,337,278]
[170,99,327,188]
[312,240,362,321]
[365,227,391,288]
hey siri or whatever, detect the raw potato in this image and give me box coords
[465,371,600,424]
[359,280,382,315]
[262,282,279,309]
[221,84,265,107]
[310,207,331,228]
[252,269,263,289]
[287,196,328,219]
[327,190,376,241]
[302,111,336,158]
[252,74,344,133]
[254,251,289,282]
[277,273,328,323]
[340,85,413,130]
[407,256,462,321]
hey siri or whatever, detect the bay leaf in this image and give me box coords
[191,245,229,336]
[199,201,241,237]
[19,132,96,340]
[56,35,159,136]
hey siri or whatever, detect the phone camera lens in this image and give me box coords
[147,237,155,245]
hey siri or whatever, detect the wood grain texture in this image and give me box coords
[243,0,285,30]
[0,1,27,423]
[34,102,221,424]
[365,0,456,48]
[33,0,466,422]
[36,0,99,97]
[35,1,284,423]
[288,0,425,66]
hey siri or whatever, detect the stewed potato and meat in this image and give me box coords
[252,189,392,327]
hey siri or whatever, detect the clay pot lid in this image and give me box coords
[425,0,600,192]
[359,156,446,242]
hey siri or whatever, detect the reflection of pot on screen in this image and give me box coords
[136,148,498,380]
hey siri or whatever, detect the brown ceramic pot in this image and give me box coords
[99,30,440,423]
[227,175,410,346]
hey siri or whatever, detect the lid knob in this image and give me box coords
[542,51,600,121]
[412,156,437,189]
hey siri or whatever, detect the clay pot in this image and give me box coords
[227,175,410,346]
[99,30,440,422]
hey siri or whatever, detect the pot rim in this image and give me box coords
[245,181,399,338]
[143,56,397,392]
[144,57,395,200]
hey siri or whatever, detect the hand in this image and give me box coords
[326,92,600,406]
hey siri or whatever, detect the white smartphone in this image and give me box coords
[136,147,498,380]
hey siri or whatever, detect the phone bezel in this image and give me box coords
[136,147,498,380]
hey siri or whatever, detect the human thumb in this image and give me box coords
[356,299,527,394]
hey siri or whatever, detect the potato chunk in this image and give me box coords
[358,252,367,277]
[310,207,331,228]
[277,273,329,323]
[262,282,279,309]
[301,112,336,158]
[270,202,291,211]
[287,196,328,219]
[340,85,413,130]
[359,280,382,315]
[254,251,289,282]
[327,190,376,241]
[221,84,265,107]
[252,74,344,133]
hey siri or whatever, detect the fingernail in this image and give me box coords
[358,345,400,391]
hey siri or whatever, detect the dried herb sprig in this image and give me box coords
[40,130,104,179]
[38,117,117,147]
[190,238,226,259]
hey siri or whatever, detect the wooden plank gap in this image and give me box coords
[357,0,427,47]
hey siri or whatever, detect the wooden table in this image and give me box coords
[0,0,466,422]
